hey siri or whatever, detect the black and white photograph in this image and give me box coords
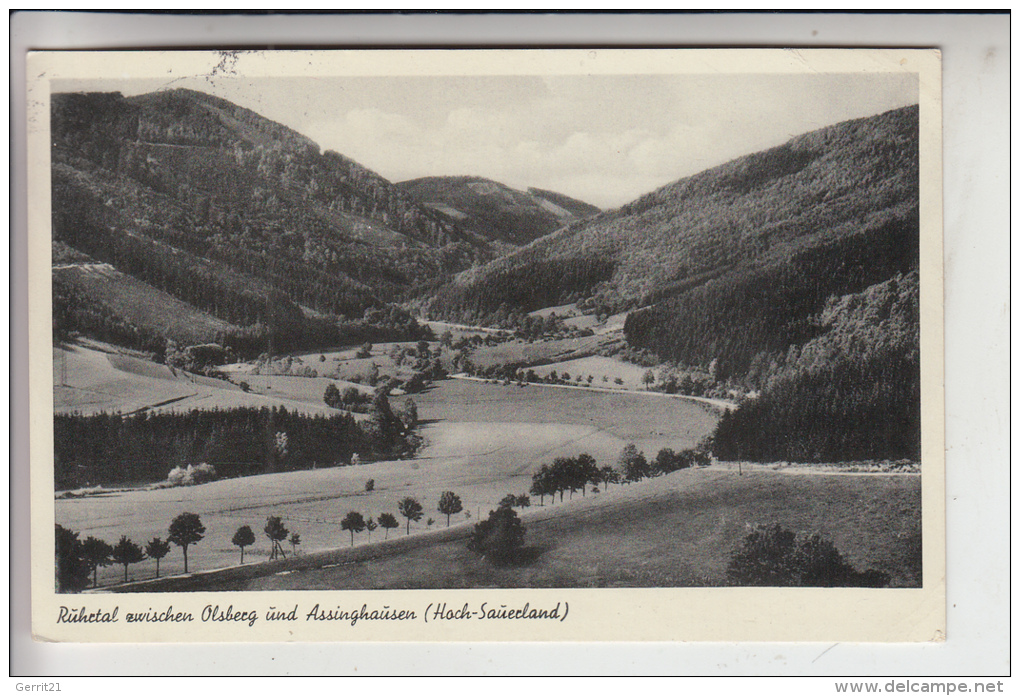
[28,48,945,642]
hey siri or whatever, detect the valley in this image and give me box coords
[49,85,923,594]
[56,340,725,589]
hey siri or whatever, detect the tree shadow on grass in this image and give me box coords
[489,544,548,568]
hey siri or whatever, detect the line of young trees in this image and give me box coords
[57,489,471,591]
[56,511,206,592]
[58,510,314,592]
[336,489,467,549]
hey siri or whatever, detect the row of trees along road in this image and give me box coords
[529,445,710,505]
[56,511,207,592]
[57,511,306,591]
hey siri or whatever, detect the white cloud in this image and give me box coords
[293,73,917,208]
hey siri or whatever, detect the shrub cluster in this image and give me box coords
[468,506,526,566]
[163,463,217,488]
[727,523,890,587]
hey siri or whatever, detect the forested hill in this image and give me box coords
[424,105,920,379]
[50,88,501,308]
[397,175,600,245]
[50,88,507,356]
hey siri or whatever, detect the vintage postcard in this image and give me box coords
[27,48,944,642]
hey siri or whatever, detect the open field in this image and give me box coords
[54,344,342,417]
[225,342,432,385]
[415,378,719,452]
[423,320,500,341]
[526,303,628,334]
[527,302,584,319]
[109,467,922,591]
[467,334,620,371]
[452,374,733,411]
[59,420,626,587]
[221,374,370,418]
[527,355,659,391]
[527,302,600,332]
[57,377,721,588]
[54,340,914,593]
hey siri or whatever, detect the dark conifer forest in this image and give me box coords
[54,405,416,489]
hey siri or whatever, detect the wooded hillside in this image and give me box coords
[422,106,921,462]
[425,105,919,380]
[50,89,489,355]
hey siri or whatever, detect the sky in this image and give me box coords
[59,72,917,209]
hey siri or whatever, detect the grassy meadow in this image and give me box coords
[57,374,721,588]
[54,343,340,417]
[54,336,919,593]
[116,467,921,592]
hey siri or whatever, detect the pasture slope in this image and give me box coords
[110,466,921,591]
[54,343,342,417]
[59,378,718,588]
[54,341,918,592]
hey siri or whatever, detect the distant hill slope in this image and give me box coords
[421,105,922,463]
[398,175,600,245]
[50,88,496,354]
[424,105,919,378]
[54,262,237,348]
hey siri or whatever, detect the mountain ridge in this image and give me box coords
[50,87,490,356]
[423,104,920,377]
[397,174,600,245]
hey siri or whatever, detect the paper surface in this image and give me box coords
[28,48,945,643]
